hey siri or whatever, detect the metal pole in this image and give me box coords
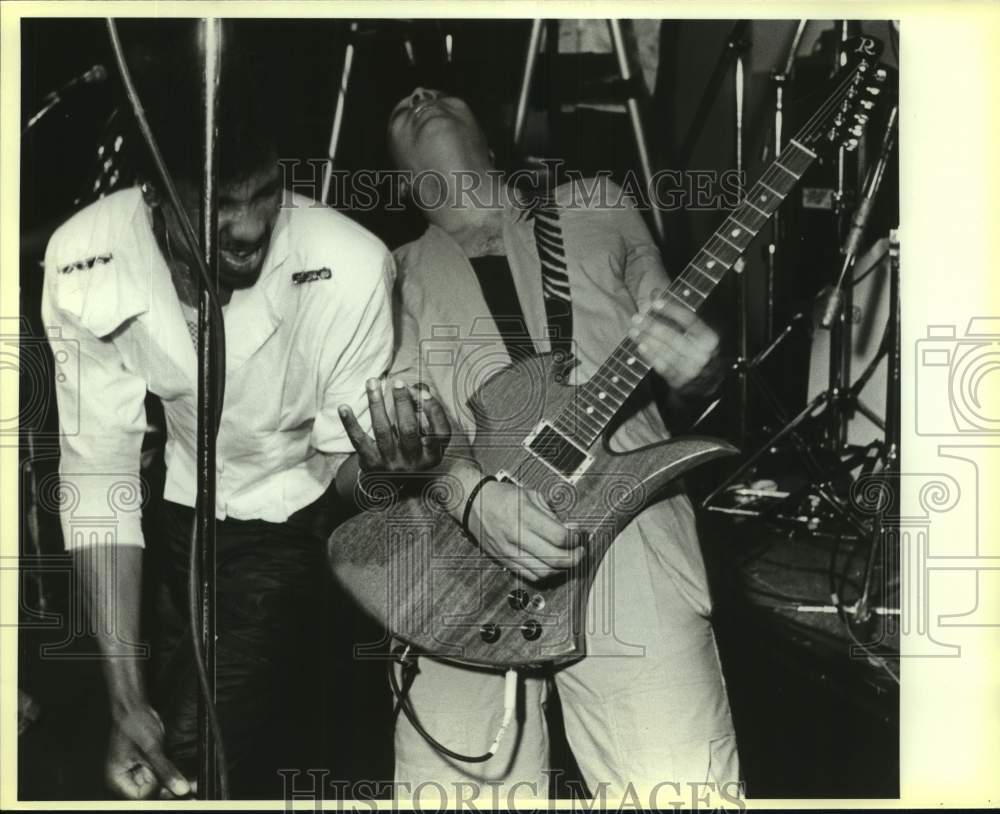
[765,20,807,342]
[608,19,665,245]
[321,22,358,205]
[828,20,852,452]
[513,19,543,150]
[734,47,749,445]
[197,16,222,800]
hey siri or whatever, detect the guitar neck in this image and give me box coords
[553,139,819,449]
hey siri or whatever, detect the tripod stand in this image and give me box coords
[512,19,665,245]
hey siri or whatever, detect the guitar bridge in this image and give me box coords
[522,420,594,484]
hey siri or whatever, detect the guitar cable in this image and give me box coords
[388,645,519,763]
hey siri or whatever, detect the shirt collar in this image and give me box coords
[220,203,292,369]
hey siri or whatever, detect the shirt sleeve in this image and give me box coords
[615,189,673,307]
[41,268,148,550]
[310,249,396,462]
[387,259,423,389]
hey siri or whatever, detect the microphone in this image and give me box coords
[820,104,898,329]
[23,65,107,135]
[43,64,108,102]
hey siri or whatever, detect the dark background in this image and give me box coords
[18,18,899,801]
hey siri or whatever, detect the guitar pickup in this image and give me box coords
[522,420,594,484]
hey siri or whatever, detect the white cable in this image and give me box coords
[487,670,519,756]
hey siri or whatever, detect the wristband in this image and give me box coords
[462,475,498,540]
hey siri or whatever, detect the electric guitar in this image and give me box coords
[328,37,891,668]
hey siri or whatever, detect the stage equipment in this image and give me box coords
[512,19,666,244]
[702,92,898,543]
[195,17,224,800]
[674,21,753,443]
[318,20,444,203]
[762,21,810,343]
[22,64,107,135]
[106,17,229,798]
[328,41,887,668]
[321,21,358,203]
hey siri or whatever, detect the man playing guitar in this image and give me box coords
[378,86,739,801]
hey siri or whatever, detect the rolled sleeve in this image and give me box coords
[616,192,672,306]
[310,250,395,461]
[41,279,147,550]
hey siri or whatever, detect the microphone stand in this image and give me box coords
[196,17,223,800]
[763,21,808,343]
[821,104,898,329]
[675,20,753,443]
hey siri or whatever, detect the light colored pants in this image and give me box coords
[392,506,740,804]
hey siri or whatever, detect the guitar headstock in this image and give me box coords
[798,36,895,154]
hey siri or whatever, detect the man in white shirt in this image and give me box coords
[42,47,449,799]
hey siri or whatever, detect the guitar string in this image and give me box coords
[510,60,868,491]
[560,65,863,444]
[517,63,865,489]
[558,60,867,445]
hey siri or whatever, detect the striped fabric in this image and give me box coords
[524,196,574,357]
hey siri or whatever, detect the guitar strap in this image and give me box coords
[525,197,574,358]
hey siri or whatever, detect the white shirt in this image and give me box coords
[42,187,394,550]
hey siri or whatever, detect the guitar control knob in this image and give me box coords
[521,619,542,641]
[507,589,530,610]
[507,588,531,610]
[480,623,501,644]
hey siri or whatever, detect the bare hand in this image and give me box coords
[629,295,723,398]
[338,378,451,476]
[105,704,190,800]
[467,480,584,582]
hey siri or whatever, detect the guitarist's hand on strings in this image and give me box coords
[336,378,452,504]
[629,295,724,399]
[460,468,584,582]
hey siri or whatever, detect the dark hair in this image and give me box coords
[120,20,281,187]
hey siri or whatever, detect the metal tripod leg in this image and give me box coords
[512,19,665,244]
[607,20,665,244]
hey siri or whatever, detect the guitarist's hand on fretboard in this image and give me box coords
[629,296,723,400]
[450,462,584,582]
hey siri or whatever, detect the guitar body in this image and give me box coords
[328,352,736,668]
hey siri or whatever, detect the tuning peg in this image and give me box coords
[866,86,881,96]
[861,99,875,110]
[844,138,859,152]
[854,113,869,124]
[875,68,887,82]
[850,124,864,137]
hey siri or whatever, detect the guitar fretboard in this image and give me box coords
[552,139,818,449]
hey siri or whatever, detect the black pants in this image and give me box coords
[152,496,341,799]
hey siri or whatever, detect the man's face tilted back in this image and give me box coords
[159,161,283,294]
[387,87,492,178]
